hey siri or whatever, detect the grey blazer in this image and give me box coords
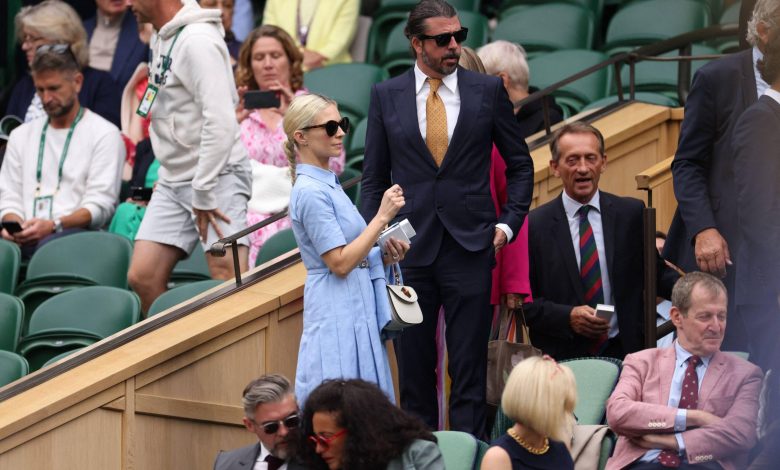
[386,439,445,470]
[213,443,308,470]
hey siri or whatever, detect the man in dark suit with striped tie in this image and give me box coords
[526,122,679,360]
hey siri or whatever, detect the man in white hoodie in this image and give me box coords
[126,0,250,312]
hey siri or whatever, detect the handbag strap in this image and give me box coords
[515,303,534,346]
[390,263,401,286]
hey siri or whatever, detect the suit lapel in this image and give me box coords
[390,70,437,169]
[740,49,758,110]
[659,346,676,406]
[111,12,137,82]
[699,351,726,405]
[552,196,585,301]
[439,67,484,173]
[600,192,617,285]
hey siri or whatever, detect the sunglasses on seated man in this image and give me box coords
[257,413,301,434]
[301,117,350,137]
[417,28,469,47]
[35,44,79,65]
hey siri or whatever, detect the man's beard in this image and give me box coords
[45,97,76,119]
[421,47,460,76]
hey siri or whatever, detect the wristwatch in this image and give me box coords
[53,218,63,233]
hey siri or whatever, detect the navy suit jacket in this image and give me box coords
[733,95,780,307]
[664,50,757,274]
[84,10,149,91]
[359,67,534,266]
[527,192,679,359]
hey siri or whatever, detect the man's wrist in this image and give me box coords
[53,218,63,233]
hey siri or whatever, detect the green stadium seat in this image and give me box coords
[603,0,711,55]
[14,232,133,333]
[618,44,719,97]
[582,92,681,111]
[18,286,141,371]
[0,293,23,352]
[365,10,409,64]
[458,11,490,50]
[379,22,416,77]
[255,228,298,267]
[528,49,612,116]
[0,350,28,387]
[345,154,364,172]
[493,3,596,56]
[148,280,223,317]
[560,357,622,425]
[433,431,485,470]
[41,348,83,368]
[0,239,21,294]
[713,1,741,53]
[169,245,212,288]
[304,64,387,124]
[339,168,362,206]
[347,117,369,159]
[626,0,724,19]
[498,0,605,41]
[377,0,481,13]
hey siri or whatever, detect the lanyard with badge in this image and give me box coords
[137,27,184,118]
[33,106,85,220]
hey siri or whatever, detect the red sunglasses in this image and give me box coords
[308,429,347,449]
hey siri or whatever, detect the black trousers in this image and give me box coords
[394,230,493,437]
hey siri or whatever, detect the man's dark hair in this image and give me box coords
[404,0,458,57]
[299,379,436,470]
[549,121,606,162]
[30,47,80,76]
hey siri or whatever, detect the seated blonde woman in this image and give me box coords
[482,356,577,470]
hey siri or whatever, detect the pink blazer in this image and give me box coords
[605,346,764,470]
[490,146,532,305]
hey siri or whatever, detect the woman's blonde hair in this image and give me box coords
[15,0,90,68]
[459,46,486,73]
[282,93,338,183]
[501,356,577,443]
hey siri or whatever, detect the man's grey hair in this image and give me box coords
[671,271,727,316]
[242,374,293,419]
[747,0,780,47]
[477,40,529,90]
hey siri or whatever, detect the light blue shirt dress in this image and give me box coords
[289,164,395,405]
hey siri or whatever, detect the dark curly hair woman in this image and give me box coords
[300,379,445,470]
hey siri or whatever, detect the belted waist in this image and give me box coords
[307,259,369,275]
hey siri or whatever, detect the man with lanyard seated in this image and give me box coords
[0,45,124,257]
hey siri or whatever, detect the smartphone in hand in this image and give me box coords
[1,221,23,234]
[130,186,153,202]
[244,90,281,109]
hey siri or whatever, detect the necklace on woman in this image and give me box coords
[507,427,550,455]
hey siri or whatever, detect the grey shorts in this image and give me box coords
[135,163,251,255]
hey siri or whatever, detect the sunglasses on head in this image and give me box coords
[417,28,469,47]
[308,429,347,450]
[301,117,350,137]
[35,44,79,65]
[258,413,300,434]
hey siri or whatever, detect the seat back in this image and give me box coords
[0,350,28,387]
[604,0,711,54]
[304,64,387,123]
[347,117,369,159]
[560,357,622,424]
[26,286,141,338]
[457,11,489,50]
[0,293,23,351]
[493,4,595,55]
[0,239,21,294]
[433,431,481,470]
[255,229,299,267]
[147,280,223,317]
[339,168,362,205]
[528,49,611,114]
[582,91,680,111]
[380,21,416,77]
[41,348,84,368]
[619,44,718,94]
[24,232,133,288]
[170,245,212,286]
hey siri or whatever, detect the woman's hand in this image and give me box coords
[236,86,250,123]
[377,184,405,225]
[266,80,295,114]
[382,237,410,265]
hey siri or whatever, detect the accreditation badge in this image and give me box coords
[136,83,159,118]
[33,195,53,220]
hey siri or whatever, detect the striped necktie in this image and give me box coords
[658,355,701,467]
[425,78,448,166]
[579,205,604,306]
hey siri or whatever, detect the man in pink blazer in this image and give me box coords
[606,272,763,470]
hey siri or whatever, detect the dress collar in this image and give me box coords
[296,163,338,188]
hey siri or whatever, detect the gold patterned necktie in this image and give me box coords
[425,78,448,167]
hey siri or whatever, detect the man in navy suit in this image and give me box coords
[84,0,149,91]
[663,0,778,355]
[359,0,534,436]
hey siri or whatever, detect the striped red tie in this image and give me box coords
[578,205,606,353]
[658,356,701,467]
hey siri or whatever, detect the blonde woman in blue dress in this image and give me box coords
[283,93,409,405]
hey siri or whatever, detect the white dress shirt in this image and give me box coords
[412,63,513,241]
[753,47,770,98]
[254,442,288,470]
[763,87,780,106]
[561,190,616,337]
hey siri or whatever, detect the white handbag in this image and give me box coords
[384,264,423,331]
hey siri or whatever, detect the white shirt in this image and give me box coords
[412,63,513,240]
[561,190,617,338]
[253,442,288,470]
[0,110,124,228]
[763,87,780,106]
[753,47,770,98]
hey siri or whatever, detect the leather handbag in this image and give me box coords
[486,304,542,405]
[384,264,423,331]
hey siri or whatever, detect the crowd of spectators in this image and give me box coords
[0,1,778,469]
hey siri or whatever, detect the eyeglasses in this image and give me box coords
[417,28,469,47]
[22,34,45,45]
[35,44,79,65]
[301,117,350,137]
[308,429,347,450]
[256,413,301,434]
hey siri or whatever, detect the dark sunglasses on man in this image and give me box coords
[301,117,350,137]
[417,27,469,47]
[35,43,79,65]
[258,413,301,434]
